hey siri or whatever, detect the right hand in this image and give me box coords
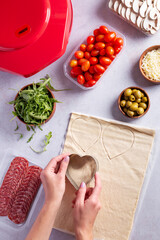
[72,173,101,240]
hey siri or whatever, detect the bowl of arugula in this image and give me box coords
[11,77,57,126]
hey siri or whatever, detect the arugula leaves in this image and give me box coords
[9,75,61,153]
[41,74,71,92]
[14,133,23,140]
[11,111,18,121]
[30,131,52,153]
[9,77,58,125]
[30,126,36,133]
[43,131,52,152]
[14,122,19,131]
[26,125,30,131]
[27,133,35,143]
[38,126,43,131]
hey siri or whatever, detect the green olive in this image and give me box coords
[129,102,138,111]
[132,89,137,94]
[137,107,144,115]
[136,98,141,103]
[133,90,142,99]
[126,101,132,108]
[142,97,148,103]
[120,100,126,107]
[123,107,128,113]
[124,96,129,100]
[127,110,134,117]
[141,92,144,98]
[139,102,147,109]
[124,89,132,97]
[129,95,135,101]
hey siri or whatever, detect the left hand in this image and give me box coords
[40,154,70,208]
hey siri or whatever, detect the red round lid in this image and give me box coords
[0,0,51,51]
[0,0,73,77]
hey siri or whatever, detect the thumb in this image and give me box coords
[58,155,70,177]
[75,182,86,206]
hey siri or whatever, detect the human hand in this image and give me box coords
[40,154,70,208]
[72,173,101,240]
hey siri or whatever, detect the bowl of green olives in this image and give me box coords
[118,87,150,118]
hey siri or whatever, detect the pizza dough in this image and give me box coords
[66,154,98,190]
[53,113,155,240]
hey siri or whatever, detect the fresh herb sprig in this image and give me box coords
[14,133,23,140]
[41,74,71,92]
[14,122,19,131]
[30,131,52,153]
[27,133,35,143]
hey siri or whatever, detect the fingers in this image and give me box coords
[75,182,86,207]
[72,187,93,208]
[91,172,101,200]
[58,156,70,176]
[45,153,70,170]
[85,187,93,200]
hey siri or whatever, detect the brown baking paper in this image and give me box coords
[53,113,155,240]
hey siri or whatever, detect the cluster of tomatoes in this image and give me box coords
[69,25,124,88]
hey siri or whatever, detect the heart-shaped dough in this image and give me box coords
[102,124,135,159]
[71,117,101,152]
[66,154,98,190]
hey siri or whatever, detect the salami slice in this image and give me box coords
[8,166,42,224]
[0,157,29,216]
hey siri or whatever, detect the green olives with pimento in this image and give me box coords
[119,87,150,118]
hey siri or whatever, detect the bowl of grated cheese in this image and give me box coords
[139,45,160,83]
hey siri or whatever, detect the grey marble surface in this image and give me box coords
[0,0,160,239]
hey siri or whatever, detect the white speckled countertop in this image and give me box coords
[0,0,160,239]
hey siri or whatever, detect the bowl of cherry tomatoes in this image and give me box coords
[64,24,125,90]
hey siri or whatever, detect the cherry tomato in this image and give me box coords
[78,58,87,65]
[84,52,91,59]
[91,49,99,57]
[87,35,95,44]
[89,57,98,65]
[93,28,100,36]
[114,37,123,47]
[96,34,105,42]
[93,73,102,81]
[80,44,87,52]
[70,59,78,68]
[98,56,103,62]
[75,51,84,59]
[77,75,85,85]
[94,64,105,74]
[106,46,114,56]
[84,80,96,87]
[81,60,90,72]
[95,42,105,50]
[104,32,116,43]
[84,72,93,81]
[99,49,106,56]
[110,55,116,61]
[70,67,82,78]
[87,44,94,52]
[99,25,109,34]
[89,66,95,74]
[105,42,114,47]
[114,46,122,54]
[100,57,112,66]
